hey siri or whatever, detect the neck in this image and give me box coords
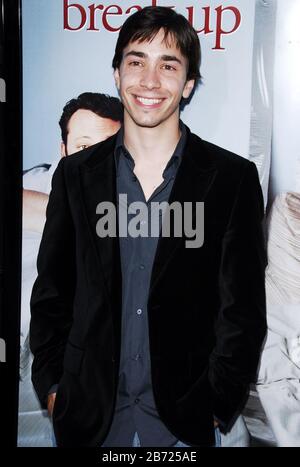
[123,112,181,167]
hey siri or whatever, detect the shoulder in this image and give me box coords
[189,130,253,172]
[61,133,118,172]
[187,130,259,188]
[269,192,300,222]
[23,163,52,192]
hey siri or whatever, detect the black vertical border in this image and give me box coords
[0,0,22,447]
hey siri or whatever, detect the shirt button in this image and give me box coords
[139,264,145,270]
[134,398,140,404]
[136,308,142,315]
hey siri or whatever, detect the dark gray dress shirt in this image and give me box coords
[101,123,187,447]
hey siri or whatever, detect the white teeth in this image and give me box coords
[136,96,163,105]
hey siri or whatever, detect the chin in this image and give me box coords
[134,119,163,128]
[130,111,174,129]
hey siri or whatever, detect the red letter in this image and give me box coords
[102,5,123,32]
[186,6,213,34]
[213,6,241,50]
[87,4,104,31]
[126,6,142,15]
[63,0,87,31]
[126,2,174,18]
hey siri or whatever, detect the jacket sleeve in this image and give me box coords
[29,157,76,408]
[208,161,267,431]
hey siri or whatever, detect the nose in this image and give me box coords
[139,66,161,90]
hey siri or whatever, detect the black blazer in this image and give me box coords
[30,125,267,447]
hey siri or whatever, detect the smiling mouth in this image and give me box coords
[134,95,165,106]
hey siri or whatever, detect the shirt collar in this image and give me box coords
[114,120,187,174]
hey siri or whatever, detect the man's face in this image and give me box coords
[114,29,195,129]
[61,109,121,156]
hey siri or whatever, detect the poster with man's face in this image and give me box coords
[19,0,277,447]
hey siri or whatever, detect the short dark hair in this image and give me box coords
[59,92,123,145]
[112,6,201,82]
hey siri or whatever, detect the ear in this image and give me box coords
[61,142,66,157]
[182,79,195,99]
[114,68,120,91]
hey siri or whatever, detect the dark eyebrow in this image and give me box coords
[160,55,183,65]
[124,51,147,59]
[124,51,182,65]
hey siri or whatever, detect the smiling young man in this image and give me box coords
[30,7,267,447]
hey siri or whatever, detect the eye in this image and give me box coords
[129,61,143,67]
[78,144,89,150]
[162,64,176,71]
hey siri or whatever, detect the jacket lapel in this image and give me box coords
[149,128,218,296]
[78,135,121,302]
